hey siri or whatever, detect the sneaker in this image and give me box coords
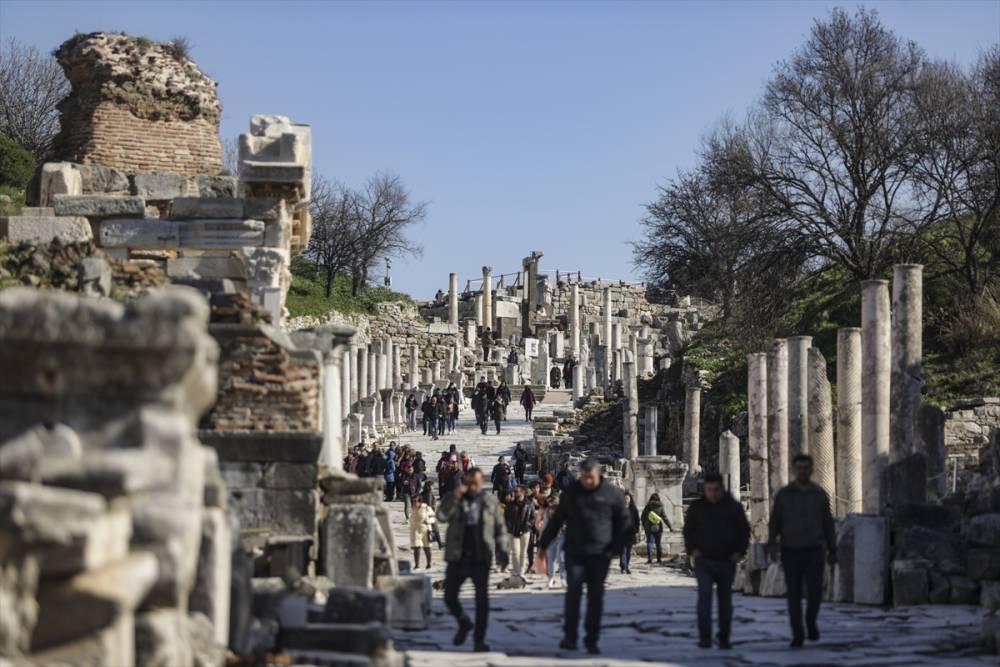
[789,638,804,648]
[548,578,558,588]
[473,642,490,652]
[558,638,576,651]
[626,568,632,574]
[585,642,600,655]
[698,639,712,649]
[453,617,472,646]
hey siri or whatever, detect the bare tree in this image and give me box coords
[0,38,68,160]
[221,136,240,176]
[912,49,1000,295]
[747,8,932,280]
[305,175,362,298]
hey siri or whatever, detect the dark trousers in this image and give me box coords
[443,560,491,643]
[385,482,395,501]
[645,530,662,562]
[514,463,526,484]
[619,544,632,572]
[494,418,501,434]
[782,547,824,640]
[524,407,533,421]
[563,553,610,645]
[694,557,736,642]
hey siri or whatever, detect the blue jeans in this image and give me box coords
[563,554,610,645]
[546,536,565,580]
[646,530,662,562]
[448,413,457,432]
[619,544,632,572]
[694,558,736,643]
[429,420,438,438]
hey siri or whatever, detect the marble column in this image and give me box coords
[432,360,441,383]
[808,347,835,510]
[683,385,702,475]
[611,322,621,351]
[787,335,812,469]
[891,264,923,461]
[349,343,359,404]
[448,272,459,326]
[766,338,788,496]
[409,344,419,389]
[861,279,890,513]
[612,349,622,386]
[570,283,580,359]
[572,364,583,402]
[640,338,654,376]
[382,336,393,389]
[837,327,863,516]
[376,351,387,392]
[357,346,369,398]
[465,320,477,348]
[602,286,613,347]
[623,359,639,460]
[341,346,352,421]
[747,352,769,542]
[392,344,402,390]
[474,295,483,327]
[595,344,609,396]
[719,430,741,501]
[368,349,377,397]
[482,266,493,330]
[643,404,658,456]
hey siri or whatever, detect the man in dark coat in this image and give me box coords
[490,456,512,497]
[537,459,631,655]
[768,453,837,648]
[512,443,529,484]
[684,472,750,649]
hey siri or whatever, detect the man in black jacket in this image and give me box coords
[683,472,750,649]
[537,458,630,656]
[768,453,837,648]
[504,485,535,577]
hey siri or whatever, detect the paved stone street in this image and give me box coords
[385,396,993,667]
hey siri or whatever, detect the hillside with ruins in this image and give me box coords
[1,5,999,667]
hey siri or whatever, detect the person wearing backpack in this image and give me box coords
[641,493,671,564]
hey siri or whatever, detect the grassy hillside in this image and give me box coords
[285,258,416,318]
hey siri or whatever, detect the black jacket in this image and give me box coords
[538,479,631,557]
[555,470,575,492]
[504,499,535,537]
[768,482,837,552]
[683,493,750,560]
[626,504,641,545]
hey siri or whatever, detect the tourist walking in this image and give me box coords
[421,395,431,435]
[497,379,512,420]
[437,467,509,652]
[504,485,535,577]
[540,497,566,588]
[441,455,463,497]
[520,385,536,421]
[490,396,504,434]
[537,459,631,655]
[641,493,670,564]
[490,456,513,498]
[555,463,574,494]
[480,326,493,361]
[436,451,451,499]
[512,442,529,484]
[425,396,441,440]
[436,395,448,436]
[406,393,418,431]
[769,453,837,647]
[384,445,397,501]
[410,495,437,569]
[684,472,750,649]
[620,492,640,574]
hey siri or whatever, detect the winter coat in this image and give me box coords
[413,455,426,475]
[491,462,512,490]
[504,499,535,537]
[684,492,750,560]
[555,470,574,492]
[437,491,509,563]
[409,504,436,549]
[520,389,537,409]
[768,482,837,552]
[489,400,504,421]
[538,478,631,557]
[641,500,671,534]
[626,503,641,545]
[497,384,512,405]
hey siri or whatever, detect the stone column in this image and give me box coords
[602,286,613,347]
[474,295,483,327]
[808,347,835,509]
[448,272,459,326]
[431,360,441,383]
[594,344,608,396]
[683,385,701,475]
[611,322,621,351]
[643,404,658,456]
[465,320,477,348]
[747,352,769,542]
[891,264,923,461]
[357,346,369,398]
[382,336,393,389]
[719,430,741,501]
[861,279,890,513]
[348,344,359,405]
[341,346,352,421]
[766,338,788,495]
[640,338,654,376]
[623,359,639,460]
[787,335,812,470]
[482,266,493,330]
[368,349,377,397]
[409,344,419,389]
[572,364,583,402]
[376,351,387,392]
[837,327,863,516]
[392,344,402,390]
[570,283,580,358]
[612,349,622,386]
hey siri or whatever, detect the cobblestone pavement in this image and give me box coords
[385,397,993,667]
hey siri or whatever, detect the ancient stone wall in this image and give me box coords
[944,397,1000,463]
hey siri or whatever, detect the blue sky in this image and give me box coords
[3,1,998,298]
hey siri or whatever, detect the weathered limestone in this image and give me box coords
[861,279,891,513]
[570,283,580,358]
[323,505,376,588]
[448,272,459,326]
[474,295,483,327]
[891,264,923,461]
[837,327,863,516]
[482,266,493,330]
[409,344,419,389]
[853,515,889,605]
[349,344,360,403]
[719,430,741,500]
[595,344,609,396]
[368,350,377,398]
[747,352,769,542]
[602,286,613,348]
[572,364,584,402]
[521,251,542,337]
[683,385,701,475]
[766,338,789,495]
[52,194,145,218]
[1,214,93,245]
[358,347,369,398]
[611,322,622,352]
[623,360,639,460]
[787,335,812,470]
[392,344,402,391]
[39,162,82,206]
[643,405,658,456]
[807,347,835,509]
[99,218,178,248]
[341,347,352,423]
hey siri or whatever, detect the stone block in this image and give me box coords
[262,463,318,489]
[196,175,240,198]
[323,586,389,624]
[52,194,145,217]
[32,552,157,650]
[99,218,179,248]
[323,505,375,588]
[39,162,82,205]
[188,610,227,667]
[134,608,193,667]
[201,447,227,509]
[130,493,203,607]
[78,256,112,296]
[265,535,313,578]
[178,219,264,248]
[895,525,961,568]
[16,207,55,216]
[891,559,930,606]
[853,514,889,605]
[227,487,317,536]
[969,514,1000,548]
[375,575,432,629]
[189,507,232,645]
[244,197,287,222]
[171,197,245,219]
[1,214,93,244]
[167,255,246,280]
[967,548,1000,580]
[78,164,129,194]
[278,622,391,656]
[38,448,173,498]
[27,611,135,667]
[881,453,927,512]
[950,576,981,605]
[199,430,323,463]
[131,172,186,200]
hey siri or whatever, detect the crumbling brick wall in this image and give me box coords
[53,32,223,176]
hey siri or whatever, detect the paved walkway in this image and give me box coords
[384,397,992,667]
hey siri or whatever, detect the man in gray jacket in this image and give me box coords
[437,467,509,652]
[768,453,837,647]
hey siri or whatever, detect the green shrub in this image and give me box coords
[0,135,36,189]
